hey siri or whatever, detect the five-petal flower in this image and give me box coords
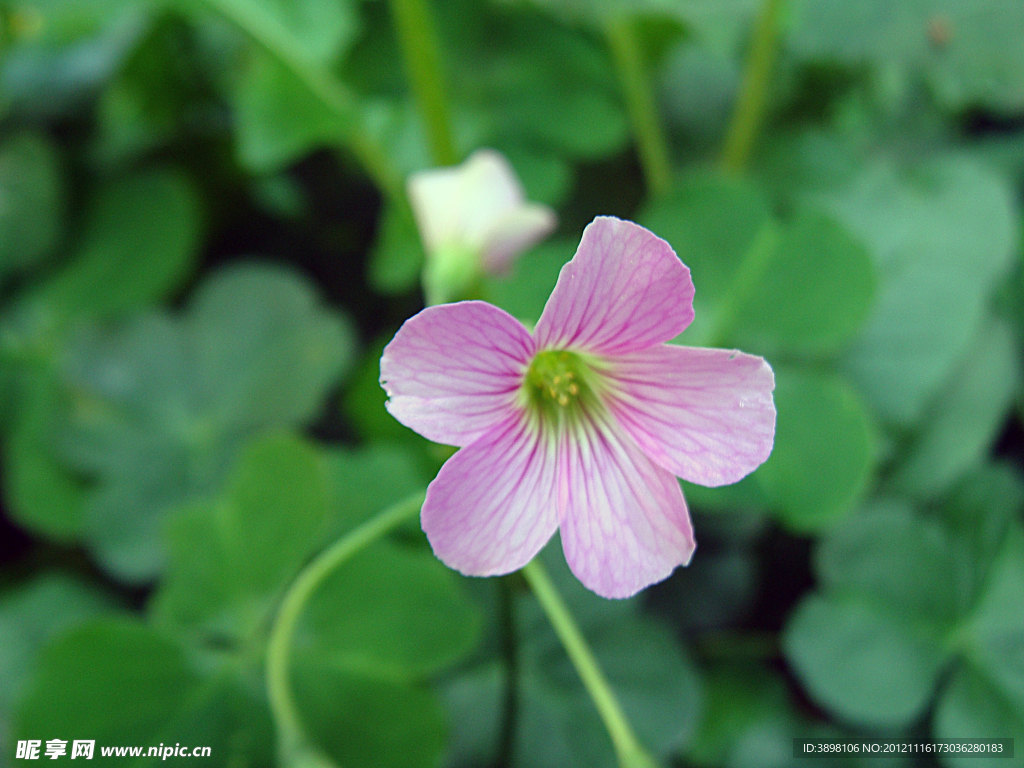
[381,216,776,598]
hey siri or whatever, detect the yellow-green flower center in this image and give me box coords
[523,350,601,425]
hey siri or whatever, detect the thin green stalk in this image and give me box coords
[205,0,403,200]
[265,490,426,764]
[720,0,785,174]
[604,17,672,198]
[521,560,657,768]
[389,0,458,166]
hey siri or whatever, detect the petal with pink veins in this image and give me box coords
[607,344,776,487]
[381,301,534,446]
[557,413,696,599]
[534,217,694,356]
[422,413,558,576]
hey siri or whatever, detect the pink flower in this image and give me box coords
[381,217,776,598]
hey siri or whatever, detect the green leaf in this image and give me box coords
[298,541,480,679]
[13,617,275,767]
[323,444,427,539]
[934,667,1024,768]
[482,239,578,325]
[501,146,574,208]
[0,0,149,115]
[367,203,424,295]
[687,664,788,767]
[639,172,771,346]
[940,464,1024,602]
[153,433,329,642]
[961,526,1024,719]
[784,594,949,728]
[232,48,348,173]
[755,368,875,531]
[789,0,1024,113]
[4,369,85,541]
[292,661,446,768]
[640,173,874,356]
[0,574,117,716]
[448,10,629,162]
[186,263,355,429]
[57,263,353,581]
[15,619,200,748]
[38,168,201,322]
[211,0,359,66]
[826,157,1018,425]
[0,132,63,280]
[815,500,967,630]
[891,320,1020,498]
[729,209,875,357]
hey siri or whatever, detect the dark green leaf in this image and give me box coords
[298,541,480,679]
[4,370,85,541]
[730,209,875,357]
[153,433,329,642]
[0,574,117,716]
[0,132,63,279]
[815,500,968,630]
[755,368,875,531]
[57,263,353,580]
[232,49,348,173]
[13,617,275,767]
[293,661,446,768]
[39,169,201,322]
[960,525,1024,719]
[639,172,771,346]
[367,203,424,295]
[827,157,1018,425]
[891,320,1019,497]
[933,667,1024,768]
[789,0,1024,113]
[784,594,949,728]
[322,444,427,539]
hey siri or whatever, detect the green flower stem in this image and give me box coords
[389,0,458,166]
[521,560,658,768]
[604,17,672,198]
[720,0,785,174]
[204,0,403,201]
[265,490,427,763]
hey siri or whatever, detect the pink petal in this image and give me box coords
[534,217,694,355]
[557,413,696,599]
[606,344,776,487]
[422,412,558,576]
[380,301,534,446]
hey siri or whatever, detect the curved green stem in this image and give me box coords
[720,0,785,174]
[204,0,403,200]
[265,490,426,763]
[521,560,658,768]
[604,17,672,198]
[389,0,458,166]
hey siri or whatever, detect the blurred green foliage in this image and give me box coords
[0,0,1022,766]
